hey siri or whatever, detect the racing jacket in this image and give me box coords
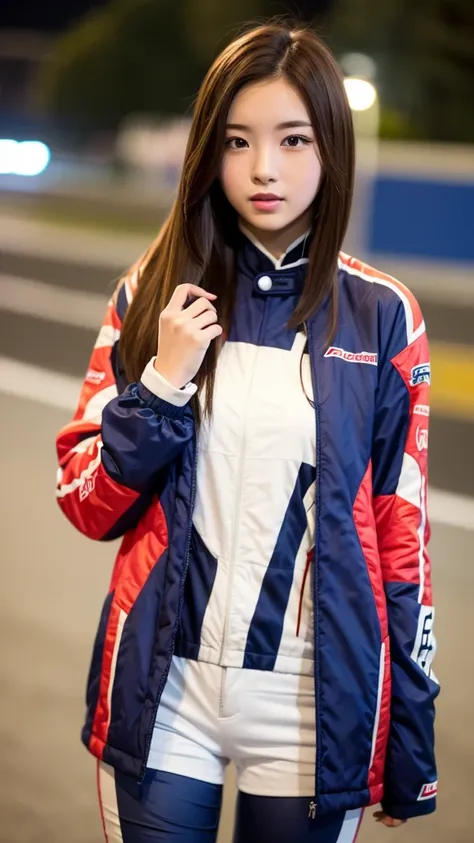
[55,242,439,819]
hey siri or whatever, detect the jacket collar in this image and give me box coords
[239,223,312,270]
[236,224,312,297]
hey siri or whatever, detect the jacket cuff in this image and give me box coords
[140,357,197,407]
[381,796,437,820]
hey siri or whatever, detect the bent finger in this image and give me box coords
[169,284,216,310]
[192,310,219,330]
[184,297,217,319]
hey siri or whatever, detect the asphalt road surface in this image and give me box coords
[1,221,473,842]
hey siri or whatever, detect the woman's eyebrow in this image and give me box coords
[225,120,313,130]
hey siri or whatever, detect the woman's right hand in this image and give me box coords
[154,284,222,389]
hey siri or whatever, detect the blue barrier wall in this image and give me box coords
[368,176,474,262]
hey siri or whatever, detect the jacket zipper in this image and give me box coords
[139,433,199,782]
[306,319,321,817]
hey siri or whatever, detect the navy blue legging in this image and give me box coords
[103,768,363,843]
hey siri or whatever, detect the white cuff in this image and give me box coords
[140,357,198,407]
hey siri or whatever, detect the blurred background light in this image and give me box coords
[340,52,377,82]
[344,77,378,112]
[15,140,51,175]
[0,138,19,173]
[0,139,51,175]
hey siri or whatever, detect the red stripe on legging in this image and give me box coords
[96,761,109,843]
[354,808,365,841]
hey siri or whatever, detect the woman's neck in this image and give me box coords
[239,210,313,260]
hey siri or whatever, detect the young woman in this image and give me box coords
[56,21,439,843]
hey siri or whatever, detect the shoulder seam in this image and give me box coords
[338,253,425,346]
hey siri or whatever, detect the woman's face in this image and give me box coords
[220,76,322,246]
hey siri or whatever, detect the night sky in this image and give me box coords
[0,0,335,33]
[0,1,111,32]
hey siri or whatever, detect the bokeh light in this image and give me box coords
[344,77,378,112]
[0,139,51,176]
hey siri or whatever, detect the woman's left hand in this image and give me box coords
[373,810,407,828]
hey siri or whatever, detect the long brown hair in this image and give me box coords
[119,20,355,422]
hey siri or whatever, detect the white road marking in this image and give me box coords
[0,213,150,268]
[0,355,472,532]
[0,273,107,329]
[0,355,82,412]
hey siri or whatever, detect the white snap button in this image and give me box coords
[257,275,273,292]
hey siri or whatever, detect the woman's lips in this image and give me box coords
[250,196,283,211]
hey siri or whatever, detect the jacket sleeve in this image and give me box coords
[55,278,196,541]
[372,291,440,820]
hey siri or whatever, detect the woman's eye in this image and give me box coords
[225,137,248,149]
[283,135,313,147]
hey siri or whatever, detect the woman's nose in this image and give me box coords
[251,146,278,185]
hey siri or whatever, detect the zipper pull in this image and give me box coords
[308,800,317,819]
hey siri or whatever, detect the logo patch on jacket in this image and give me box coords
[79,476,95,502]
[86,368,106,385]
[415,426,428,451]
[417,781,438,801]
[410,363,430,386]
[324,347,378,366]
[414,404,430,417]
